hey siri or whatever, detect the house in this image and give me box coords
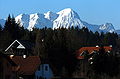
[4,40,54,79]
[76,46,112,59]
[11,56,41,79]
[0,52,19,79]
[5,40,34,56]
[75,46,112,78]
[35,64,53,79]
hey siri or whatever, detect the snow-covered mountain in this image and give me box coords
[15,14,30,28]
[53,8,84,29]
[99,23,115,33]
[15,13,52,31]
[0,8,116,33]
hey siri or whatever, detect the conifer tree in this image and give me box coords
[34,29,47,62]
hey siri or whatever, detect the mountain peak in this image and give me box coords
[15,13,30,28]
[53,8,83,29]
[104,23,113,26]
[58,8,73,12]
[44,11,54,14]
[99,23,115,33]
[57,8,75,15]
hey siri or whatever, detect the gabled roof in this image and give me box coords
[18,40,34,49]
[12,56,41,75]
[76,46,112,59]
[5,40,34,52]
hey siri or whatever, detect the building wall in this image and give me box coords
[35,64,53,79]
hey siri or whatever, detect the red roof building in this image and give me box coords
[76,46,112,59]
[11,56,41,79]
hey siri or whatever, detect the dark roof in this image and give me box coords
[5,40,35,52]
[18,40,34,49]
[76,46,112,59]
[12,56,41,75]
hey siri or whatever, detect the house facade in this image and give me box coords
[35,64,53,79]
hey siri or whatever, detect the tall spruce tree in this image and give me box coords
[34,29,47,62]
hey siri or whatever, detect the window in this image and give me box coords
[45,66,48,71]
[23,55,26,58]
[38,66,40,71]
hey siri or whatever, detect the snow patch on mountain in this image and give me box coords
[44,11,58,21]
[28,13,39,30]
[15,13,52,31]
[53,8,84,29]
[28,13,52,31]
[15,14,30,28]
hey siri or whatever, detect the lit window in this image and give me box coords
[10,55,14,59]
[90,62,93,64]
[23,55,26,58]
[108,51,110,53]
[90,57,93,60]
